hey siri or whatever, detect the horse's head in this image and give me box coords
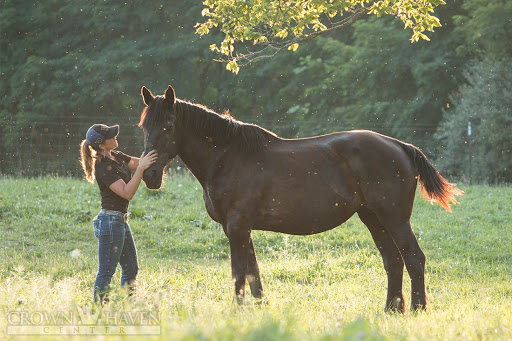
[139,85,180,189]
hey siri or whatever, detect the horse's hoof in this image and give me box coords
[410,294,429,312]
[234,295,245,305]
[254,297,269,306]
[410,303,428,312]
[385,296,406,313]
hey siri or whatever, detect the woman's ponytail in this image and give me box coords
[80,139,99,183]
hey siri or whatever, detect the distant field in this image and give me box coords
[1,174,511,340]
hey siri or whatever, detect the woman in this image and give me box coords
[79,123,157,304]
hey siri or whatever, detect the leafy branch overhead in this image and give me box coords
[196,0,446,73]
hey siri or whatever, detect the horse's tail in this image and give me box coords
[399,142,463,212]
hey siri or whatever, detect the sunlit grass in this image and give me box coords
[0,174,511,340]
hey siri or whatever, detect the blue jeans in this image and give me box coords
[93,212,138,303]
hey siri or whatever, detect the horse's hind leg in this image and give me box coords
[247,234,264,300]
[358,206,406,312]
[377,213,428,311]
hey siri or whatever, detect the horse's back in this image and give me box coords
[272,130,411,172]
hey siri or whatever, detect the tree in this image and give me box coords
[433,0,512,184]
[434,58,512,183]
[258,0,464,148]
[0,1,225,175]
[453,0,512,59]
[196,0,446,72]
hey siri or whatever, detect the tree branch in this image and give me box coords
[228,7,371,67]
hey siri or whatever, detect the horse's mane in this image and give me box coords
[139,97,278,151]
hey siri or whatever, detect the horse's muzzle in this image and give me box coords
[142,168,162,189]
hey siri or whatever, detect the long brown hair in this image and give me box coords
[80,139,101,183]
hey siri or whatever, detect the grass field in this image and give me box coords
[0,173,511,340]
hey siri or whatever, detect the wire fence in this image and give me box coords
[0,120,145,177]
[0,118,439,177]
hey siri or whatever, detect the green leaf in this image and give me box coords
[288,43,299,51]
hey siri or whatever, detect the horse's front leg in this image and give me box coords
[226,218,251,304]
[247,234,264,300]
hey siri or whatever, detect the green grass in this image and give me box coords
[0,174,511,340]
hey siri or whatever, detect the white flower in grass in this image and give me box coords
[70,249,80,258]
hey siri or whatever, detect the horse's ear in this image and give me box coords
[141,86,154,106]
[164,85,176,104]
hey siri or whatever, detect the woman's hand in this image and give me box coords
[110,149,158,200]
[138,150,158,171]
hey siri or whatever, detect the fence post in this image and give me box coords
[0,125,3,174]
[467,121,472,185]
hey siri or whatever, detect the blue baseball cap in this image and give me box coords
[86,124,119,148]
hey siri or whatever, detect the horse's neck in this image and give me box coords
[177,129,223,187]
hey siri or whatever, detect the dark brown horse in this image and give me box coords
[139,85,463,312]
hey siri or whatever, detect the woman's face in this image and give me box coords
[99,136,118,151]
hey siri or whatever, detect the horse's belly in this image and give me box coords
[253,187,360,235]
[255,207,355,235]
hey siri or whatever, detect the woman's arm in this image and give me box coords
[109,150,157,200]
[128,157,140,171]
[108,168,144,201]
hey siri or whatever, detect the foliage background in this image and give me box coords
[1,0,511,182]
